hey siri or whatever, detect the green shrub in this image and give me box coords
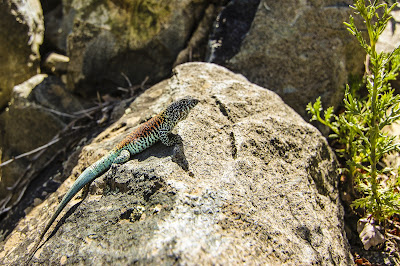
[307,0,400,243]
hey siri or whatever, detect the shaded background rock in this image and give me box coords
[42,3,69,54]
[173,3,223,67]
[209,0,366,118]
[63,0,210,95]
[42,52,69,75]
[0,74,83,216]
[0,63,353,264]
[0,0,44,109]
[206,0,260,64]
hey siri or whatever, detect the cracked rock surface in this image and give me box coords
[1,62,352,265]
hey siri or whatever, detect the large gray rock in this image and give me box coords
[0,0,44,109]
[62,0,209,95]
[213,0,365,118]
[0,63,352,264]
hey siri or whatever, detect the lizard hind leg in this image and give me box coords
[113,149,130,164]
[78,181,93,200]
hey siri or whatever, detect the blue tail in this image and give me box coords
[28,151,119,261]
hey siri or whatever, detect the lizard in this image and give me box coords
[26,96,199,263]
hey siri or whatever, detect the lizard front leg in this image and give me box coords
[159,130,181,146]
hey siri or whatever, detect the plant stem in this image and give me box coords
[370,77,381,219]
[366,5,382,219]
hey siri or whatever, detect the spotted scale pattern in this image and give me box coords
[118,114,165,153]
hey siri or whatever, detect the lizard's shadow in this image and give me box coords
[135,134,190,172]
[36,199,85,254]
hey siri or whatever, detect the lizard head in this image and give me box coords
[164,96,199,123]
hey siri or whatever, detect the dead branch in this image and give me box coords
[0,137,60,167]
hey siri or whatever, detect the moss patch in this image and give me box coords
[107,0,171,48]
